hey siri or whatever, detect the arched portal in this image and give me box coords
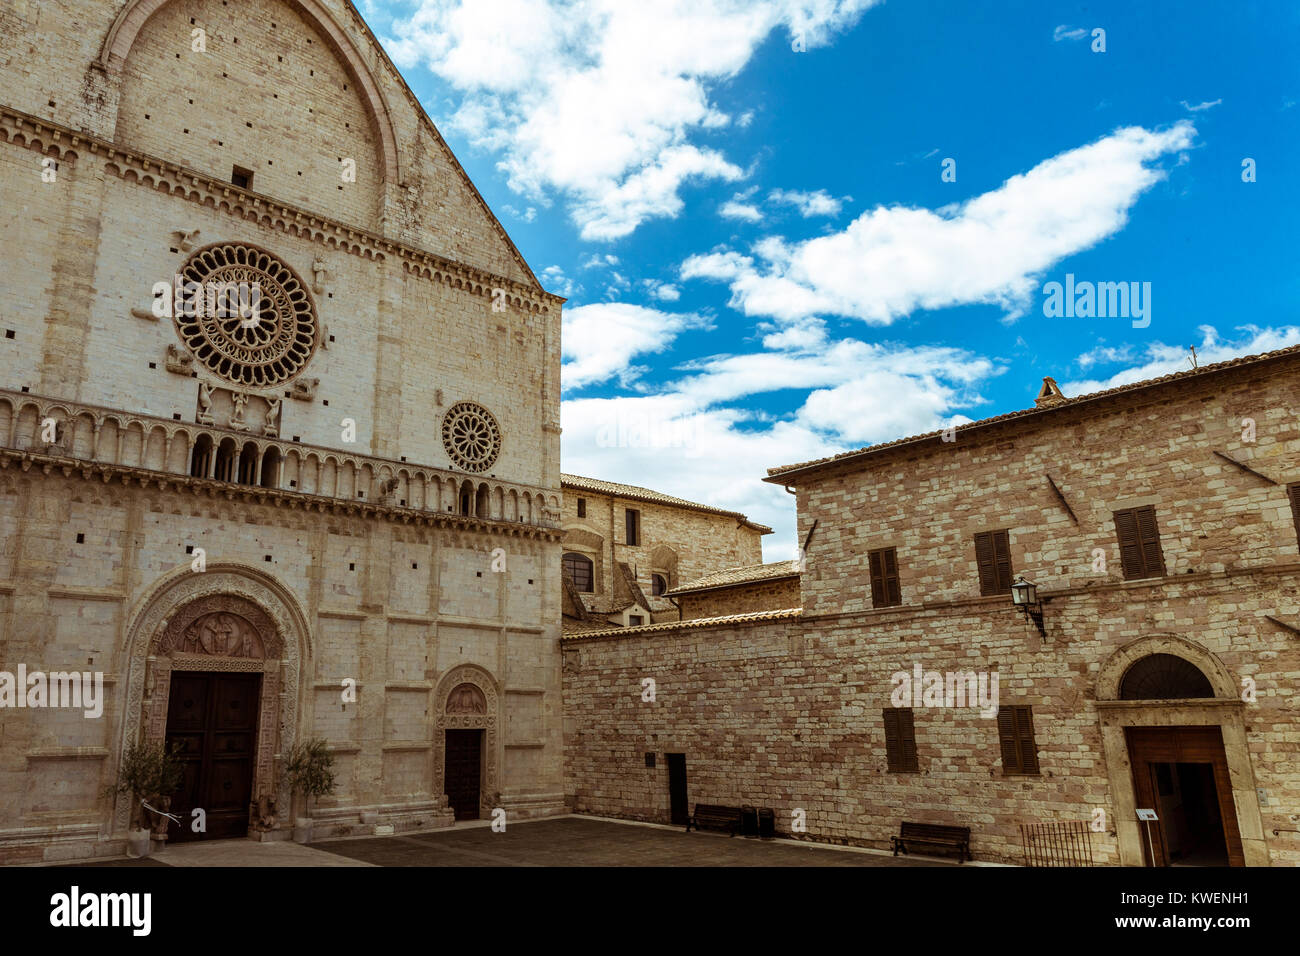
[114,565,310,841]
[1094,635,1267,867]
[433,665,500,822]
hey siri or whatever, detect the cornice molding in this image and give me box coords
[0,106,563,314]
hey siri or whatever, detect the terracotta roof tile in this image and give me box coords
[766,343,1300,481]
[667,560,801,596]
[561,473,773,533]
[560,606,803,642]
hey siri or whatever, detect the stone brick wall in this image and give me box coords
[562,490,765,604]
[0,0,566,861]
[563,354,1300,866]
[677,577,800,620]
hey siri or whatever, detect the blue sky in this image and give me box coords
[360,0,1299,557]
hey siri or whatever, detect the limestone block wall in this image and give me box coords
[0,467,565,861]
[562,490,766,601]
[795,361,1300,618]
[677,577,801,620]
[0,0,534,283]
[563,567,1300,865]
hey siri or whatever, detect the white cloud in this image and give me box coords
[683,123,1196,324]
[719,186,764,221]
[642,279,682,302]
[540,264,579,297]
[384,0,880,239]
[1062,325,1300,396]
[561,329,1001,555]
[580,253,620,269]
[1180,98,1223,113]
[768,187,850,217]
[561,303,712,389]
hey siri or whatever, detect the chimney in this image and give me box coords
[1035,377,1067,408]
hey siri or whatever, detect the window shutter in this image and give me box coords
[1135,507,1165,577]
[1015,706,1039,774]
[974,532,996,595]
[1114,508,1144,579]
[998,706,1039,775]
[899,707,918,772]
[997,708,1020,771]
[883,548,901,605]
[884,708,918,772]
[993,530,1013,592]
[1290,484,1300,546]
[869,550,885,606]
[883,709,901,772]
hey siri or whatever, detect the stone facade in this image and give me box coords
[0,0,565,862]
[560,474,769,626]
[675,575,801,620]
[563,349,1300,866]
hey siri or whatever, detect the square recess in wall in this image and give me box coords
[644,753,655,768]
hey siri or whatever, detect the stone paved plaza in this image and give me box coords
[65,816,955,868]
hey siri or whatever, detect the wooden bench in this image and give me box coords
[686,804,743,836]
[891,822,971,862]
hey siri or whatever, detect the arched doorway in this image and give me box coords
[1095,636,1266,867]
[115,566,309,843]
[433,665,500,821]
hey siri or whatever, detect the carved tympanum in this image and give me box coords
[446,683,486,714]
[158,595,277,659]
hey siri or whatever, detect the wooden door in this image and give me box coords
[444,729,482,820]
[165,672,261,842]
[667,753,689,825]
[1125,726,1244,866]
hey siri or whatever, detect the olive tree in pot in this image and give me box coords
[108,741,183,859]
[285,738,336,844]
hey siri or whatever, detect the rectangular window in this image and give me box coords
[628,615,644,626]
[576,497,586,518]
[868,547,901,608]
[883,708,918,773]
[625,508,640,546]
[231,165,253,189]
[973,529,1014,596]
[1288,483,1300,549]
[997,705,1039,775]
[1113,505,1166,580]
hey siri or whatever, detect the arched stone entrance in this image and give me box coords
[1095,634,1268,866]
[432,665,500,821]
[113,565,310,840]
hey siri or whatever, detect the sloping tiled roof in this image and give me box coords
[667,560,801,596]
[765,343,1300,482]
[561,474,773,533]
[560,606,803,642]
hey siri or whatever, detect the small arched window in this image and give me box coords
[563,552,594,592]
[651,573,668,596]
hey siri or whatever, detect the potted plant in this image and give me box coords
[285,737,336,844]
[108,741,183,859]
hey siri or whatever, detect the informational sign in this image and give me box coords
[1136,809,1158,821]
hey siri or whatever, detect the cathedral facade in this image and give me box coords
[0,0,565,861]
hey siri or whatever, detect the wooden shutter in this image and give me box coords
[997,705,1039,775]
[1288,484,1300,546]
[884,708,918,773]
[974,530,1013,596]
[1115,506,1164,579]
[869,548,901,608]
